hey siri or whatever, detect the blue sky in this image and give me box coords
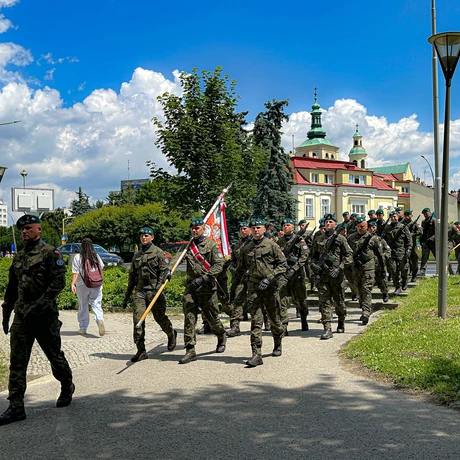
[1,0,460,214]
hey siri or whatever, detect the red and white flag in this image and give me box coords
[204,198,230,257]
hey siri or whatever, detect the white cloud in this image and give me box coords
[44,68,55,81]
[38,52,79,66]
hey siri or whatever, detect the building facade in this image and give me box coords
[0,198,7,227]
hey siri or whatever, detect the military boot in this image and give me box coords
[300,313,309,331]
[197,320,212,335]
[283,325,289,336]
[179,348,197,364]
[410,275,417,283]
[131,349,148,363]
[382,292,389,303]
[401,279,408,291]
[320,328,333,340]
[242,309,249,321]
[336,319,345,333]
[226,325,241,338]
[0,405,26,426]
[360,314,369,325]
[420,268,426,277]
[394,287,402,296]
[246,354,263,367]
[167,330,177,351]
[56,383,75,408]
[216,335,227,353]
[264,317,270,331]
[296,308,300,318]
[272,336,282,357]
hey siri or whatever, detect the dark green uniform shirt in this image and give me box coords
[382,222,413,259]
[347,231,385,270]
[277,233,309,273]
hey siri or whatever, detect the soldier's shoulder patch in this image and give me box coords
[217,253,223,258]
[165,258,170,264]
[302,245,308,250]
[56,259,64,266]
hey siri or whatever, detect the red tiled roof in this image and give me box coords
[291,156,364,171]
[372,175,398,191]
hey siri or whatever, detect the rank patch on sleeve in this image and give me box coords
[56,259,64,266]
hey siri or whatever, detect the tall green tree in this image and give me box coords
[70,187,92,216]
[41,207,66,236]
[152,67,267,219]
[252,99,296,223]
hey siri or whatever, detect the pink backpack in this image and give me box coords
[82,259,103,288]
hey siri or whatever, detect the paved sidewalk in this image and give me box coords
[1,306,459,460]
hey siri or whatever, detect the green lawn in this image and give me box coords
[343,277,460,407]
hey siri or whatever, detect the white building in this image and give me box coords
[0,199,7,227]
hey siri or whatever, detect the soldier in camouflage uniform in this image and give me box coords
[367,210,377,225]
[122,227,176,363]
[342,211,350,225]
[227,222,253,338]
[420,207,436,276]
[179,218,227,364]
[395,206,404,222]
[447,223,460,275]
[309,214,353,339]
[1,215,74,426]
[368,221,390,303]
[382,211,412,295]
[277,218,309,332]
[234,219,287,367]
[402,210,423,282]
[348,218,385,324]
[376,209,386,236]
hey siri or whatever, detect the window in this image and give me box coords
[311,173,318,183]
[360,160,365,168]
[354,140,358,146]
[349,175,365,185]
[325,153,329,159]
[321,198,330,216]
[312,152,317,157]
[324,174,334,184]
[402,187,409,193]
[305,198,314,218]
[331,155,335,159]
[351,204,366,217]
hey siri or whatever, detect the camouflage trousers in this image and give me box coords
[247,281,284,355]
[387,257,409,289]
[279,274,308,326]
[183,290,225,349]
[132,289,174,352]
[317,275,347,329]
[420,241,436,270]
[230,280,250,328]
[352,266,375,316]
[8,310,73,407]
[375,263,388,295]
[409,249,419,278]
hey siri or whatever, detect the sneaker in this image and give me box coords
[56,383,75,408]
[98,320,105,337]
[77,329,86,335]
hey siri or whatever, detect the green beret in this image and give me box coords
[337,223,347,230]
[367,210,375,215]
[395,207,403,212]
[16,214,41,228]
[324,213,338,223]
[376,209,384,215]
[350,213,358,218]
[250,218,265,227]
[282,218,294,225]
[368,220,377,227]
[356,217,366,224]
[319,218,325,226]
[422,207,431,213]
[239,221,249,228]
[342,211,349,216]
[404,210,413,215]
[190,218,205,227]
[276,225,283,231]
[139,227,154,235]
[455,221,460,225]
[390,211,398,216]
[298,219,306,225]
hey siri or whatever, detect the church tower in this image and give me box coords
[348,125,367,169]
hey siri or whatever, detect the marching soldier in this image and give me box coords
[368,221,390,303]
[395,206,404,222]
[277,218,309,332]
[347,217,385,324]
[367,210,377,225]
[447,223,460,275]
[122,227,177,363]
[382,211,412,295]
[376,209,386,236]
[179,218,227,364]
[347,213,358,235]
[420,208,436,276]
[227,221,252,338]
[342,211,351,225]
[402,210,423,282]
[234,219,287,367]
[309,214,353,339]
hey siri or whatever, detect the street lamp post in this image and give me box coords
[420,155,435,185]
[428,31,460,319]
[7,212,17,255]
[20,169,28,188]
[0,166,7,183]
[62,216,75,245]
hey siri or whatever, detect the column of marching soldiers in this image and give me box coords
[124,207,460,368]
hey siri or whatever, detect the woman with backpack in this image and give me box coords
[71,238,105,336]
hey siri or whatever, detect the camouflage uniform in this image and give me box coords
[382,221,412,291]
[373,235,391,297]
[447,224,460,275]
[235,237,286,356]
[309,231,353,330]
[346,220,357,236]
[183,237,225,349]
[277,234,309,330]
[347,231,385,319]
[376,217,386,237]
[2,241,73,408]
[127,244,174,353]
[420,215,436,272]
[405,218,423,281]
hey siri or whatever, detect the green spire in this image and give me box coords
[307,87,327,139]
[349,124,367,156]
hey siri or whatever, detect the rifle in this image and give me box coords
[305,226,317,248]
[379,215,391,234]
[352,232,374,267]
[388,217,413,259]
[408,214,421,233]
[284,222,310,258]
[136,183,232,329]
[314,225,342,273]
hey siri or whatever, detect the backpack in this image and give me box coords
[82,258,104,288]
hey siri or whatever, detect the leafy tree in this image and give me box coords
[252,99,296,223]
[105,188,135,207]
[41,207,66,236]
[70,187,92,216]
[152,67,267,219]
[94,199,104,209]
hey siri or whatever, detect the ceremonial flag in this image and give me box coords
[204,198,230,257]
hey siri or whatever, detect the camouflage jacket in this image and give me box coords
[235,237,287,285]
[347,231,385,271]
[277,233,309,273]
[382,222,412,260]
[448,224,460,250]
[346,221,357,235]
[230,236,252,270]
[127,244,169,292]
[3,241,66,316]
[421,216,435,243]
[403,218,423,248]
[376,218,386,237]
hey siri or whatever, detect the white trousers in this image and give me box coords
[76,284,104,330]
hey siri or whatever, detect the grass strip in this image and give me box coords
[342,276,460,407]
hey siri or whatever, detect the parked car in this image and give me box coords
[57,243,123,267]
